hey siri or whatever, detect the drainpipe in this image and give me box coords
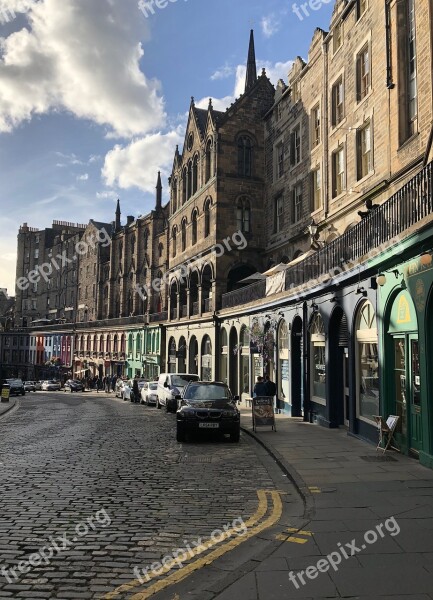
[323,37,330,218]
[302,301,310,422]
[423,0,433,167]
[385,0,394,179]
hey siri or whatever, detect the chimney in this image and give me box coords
[127,216,134,225]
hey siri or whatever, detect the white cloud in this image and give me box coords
[102,129,183,193]
[261,14,281,38]
[77,173,89,181]
[197,59,293,113]
[0,0,166,137]
[210,64,235,81]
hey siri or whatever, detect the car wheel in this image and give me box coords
[176,425,185,442]
[21,391,25,396]
[230,430,240,443]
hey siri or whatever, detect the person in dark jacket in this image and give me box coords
[132,377,140,403]
[264,375,278,412]
[253,376,267,397]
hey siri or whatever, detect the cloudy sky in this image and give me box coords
[0,0,334,294]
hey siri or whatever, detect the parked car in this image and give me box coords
[157,373,200,412]
[4,378,25,396]
[34,381,42,391]
[176,381,240,443]
[41,380,61,391]
[24,381,36,392]
[64,379,85,392]
[141,381,158,406]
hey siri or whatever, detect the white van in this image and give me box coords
[157,373,200,412]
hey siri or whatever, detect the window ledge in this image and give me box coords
[398,131,420,152]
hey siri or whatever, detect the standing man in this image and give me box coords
[253,376,267,397]
[264,375,278,412]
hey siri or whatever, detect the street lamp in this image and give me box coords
[307,219,323,250]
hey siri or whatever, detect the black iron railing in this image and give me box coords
[221,161,433,308]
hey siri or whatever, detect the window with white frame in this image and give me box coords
[277,143,284,179]
[357,120,372,180]
[333,21,342,53]
[292,183,303,223]
[331,77,344,126]
[290,125,301,166]
[332,146,345,197]
[311,168,322,211]
[311,105,321,148]
[356,44,370,101]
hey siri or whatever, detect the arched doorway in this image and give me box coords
[201,336,212,381]
[178,336,187,373]
[229,327,239,395]
[385,291,420,454]
[329,307,349,428]
[189,336,198,374]
[291,316,303,417]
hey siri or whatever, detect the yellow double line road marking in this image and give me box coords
[104,489,282,600]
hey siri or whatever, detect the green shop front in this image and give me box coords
[125,326,162,380]
[379,252,433,467]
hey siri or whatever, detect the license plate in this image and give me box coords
[199,423,219,429]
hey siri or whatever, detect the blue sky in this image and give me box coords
[0,0,334,294]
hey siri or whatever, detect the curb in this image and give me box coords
[0,398,18,419]
[241,422,315,521]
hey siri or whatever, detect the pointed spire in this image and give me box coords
[156,171,162,210]
[245,29,257,93]
[115,199,121,230]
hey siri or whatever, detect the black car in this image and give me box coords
[64,379,85,392]
[176,381,240,443]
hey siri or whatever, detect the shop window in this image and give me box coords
[356,301,379,421]
[310,313,326,405]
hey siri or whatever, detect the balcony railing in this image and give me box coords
[222,280,266,309]
[149,311,167,323]
[181,305,188,318]
[204,298,213,313]
[192,301,199,315]
[222,161,433,309]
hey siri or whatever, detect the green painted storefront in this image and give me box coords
[125,326,162,380]
[376,230,433,468]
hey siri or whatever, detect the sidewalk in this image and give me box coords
[0,398,16,417]
[221,408,433,599]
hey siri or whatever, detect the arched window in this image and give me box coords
[182,168,187,205]
[128,334,133,354]
[158,242,163,258]
[99,335,104,353]
[130,234,135,254]
[172,226,177,258]
[310,313,326,404]
[192,155,198,195]
[106,335,111,353]
[236,197,251,233]
[205,139,212,182]
[113,335,118,353]
[238,135,253,177]
[204,199,211,238]
[188,160,193,199]
[136,333,141,357]
[144,228,149,250]
[172,178,178,213]
[181,219,187,252]
[192,210,198,245]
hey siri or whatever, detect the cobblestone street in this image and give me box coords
[0,393,294,599]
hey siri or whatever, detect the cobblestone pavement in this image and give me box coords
[0,393,288,599]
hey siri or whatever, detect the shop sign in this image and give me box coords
[252,396,276,432]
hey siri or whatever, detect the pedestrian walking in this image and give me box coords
[264,375,278,412]
[253,376,267,397]
[111,374,117,392]
[132,376,139,403]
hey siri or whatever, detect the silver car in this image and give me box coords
[41,380,61,391]
[141,382,158,406]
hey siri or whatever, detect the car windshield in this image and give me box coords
[184,384,231,402]
[171,375,199,387]
[149,383,158,390]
